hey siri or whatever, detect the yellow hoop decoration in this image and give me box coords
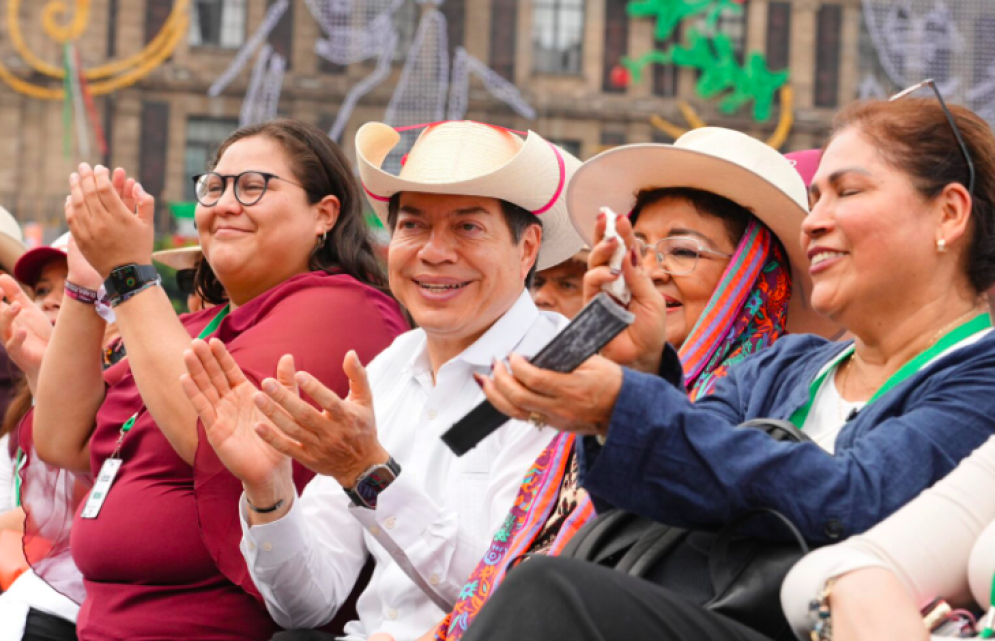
[651,86,795,150]
[0,0,190,100]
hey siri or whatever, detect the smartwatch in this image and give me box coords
[104,264,159,300]
[344,456,401,509]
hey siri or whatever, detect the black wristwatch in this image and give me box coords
[344,456,401,509]
[104,264,159,300]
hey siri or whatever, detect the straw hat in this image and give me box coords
[566,128,839,337]
[356,121,585,270]
[14,231,70,287]
[152,246,202,271]
[0,205,27,275]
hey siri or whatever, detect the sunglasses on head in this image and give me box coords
[889,78,975,196]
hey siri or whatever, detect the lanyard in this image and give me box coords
[110,304,231,458]
[788,313,992,429]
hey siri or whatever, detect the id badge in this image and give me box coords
[81,458,123,519]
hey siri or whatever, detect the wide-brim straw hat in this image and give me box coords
[356,121,585,271]
[566,128,839,338]
[0,205,27,275]
[152,246,202,271]
[14,231,70,287]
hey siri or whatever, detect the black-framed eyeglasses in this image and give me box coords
[889,79,975,196]
[634,237,732,275]
[176,268,196,296]
[191,171,305,207]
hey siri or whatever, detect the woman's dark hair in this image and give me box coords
[193,118,388,304]
[0,379,31,444]
[629,187,752,247]
[829,98,995,292]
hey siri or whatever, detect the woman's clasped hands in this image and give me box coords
[476,211,670,437]
[65,163,156,278]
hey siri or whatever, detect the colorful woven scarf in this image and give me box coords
[679,219,791,400]
[437,219,792,641]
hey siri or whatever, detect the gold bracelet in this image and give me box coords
[808,577,837,641]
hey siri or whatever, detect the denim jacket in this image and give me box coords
[581,330,995,544]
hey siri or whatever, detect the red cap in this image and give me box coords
[784,149,822,188]
[14,232,70,287]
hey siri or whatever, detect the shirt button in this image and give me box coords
[369,526,381,536]
[427,409,438,420]
[385,516,397,530]
[429,574,441,586]
[387,609,398,620]
[247,542,256,551]
[262,542,273,552]
[823,519,844,540]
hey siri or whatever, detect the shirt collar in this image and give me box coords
[408,289,540,378]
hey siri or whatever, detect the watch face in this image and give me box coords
[355,466,397,508]
[111,265,141,292]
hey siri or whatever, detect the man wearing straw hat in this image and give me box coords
[184,121,584,640]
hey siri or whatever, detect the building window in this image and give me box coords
[392,0,420,63]
[654,24,681,97]
[189,0,247,49]
[691,1,748,60]
[766,2,791,71]
[533,0,586,75]
[268,0,293,67]
[184,118,239,201]
[441,0,466,59]
[490,0,518,81]
[602,0,628,93]
[600,129,626,148]
[548,138,582,158]
[814,4,842,107]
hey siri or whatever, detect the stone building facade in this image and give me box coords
[0,0,861,231]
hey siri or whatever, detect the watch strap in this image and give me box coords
[344,456,401,509]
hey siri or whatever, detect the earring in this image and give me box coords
[937,238,947,253]
[318,230,328,248]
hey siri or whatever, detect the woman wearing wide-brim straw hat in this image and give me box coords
[462,94,995,641]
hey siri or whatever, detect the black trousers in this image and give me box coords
[22,609,77,641]
[460,556,775,641]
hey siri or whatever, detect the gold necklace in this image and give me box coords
[838,303,987,418]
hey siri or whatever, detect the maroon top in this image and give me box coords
[68,271,407,641]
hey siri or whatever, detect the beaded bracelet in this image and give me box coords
[108,277,162,308]
[64,281,99,305]
[808,577,836,641]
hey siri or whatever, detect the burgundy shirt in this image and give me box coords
[69,271,407,641]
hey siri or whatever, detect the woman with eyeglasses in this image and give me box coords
[455,97,995,641]
[458,98,995,641]
[422,129,836,641]
[24,119,408,640]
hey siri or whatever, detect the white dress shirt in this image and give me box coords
[240,290,564,640]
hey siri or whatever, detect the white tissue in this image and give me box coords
[600,207,632,306]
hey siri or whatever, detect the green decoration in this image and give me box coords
[620,20,790,122]
[627,0,743,42]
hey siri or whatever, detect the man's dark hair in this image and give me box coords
[386,194,542,287]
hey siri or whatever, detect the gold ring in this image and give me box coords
[527,412,547,430]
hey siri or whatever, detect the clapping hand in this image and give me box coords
[583,213,668,374]
[181,339,294,491]
[66,164,155,279]
[0,275,53,385]
[182,340,388,491]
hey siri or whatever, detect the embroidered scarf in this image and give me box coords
[437,220,792,641]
